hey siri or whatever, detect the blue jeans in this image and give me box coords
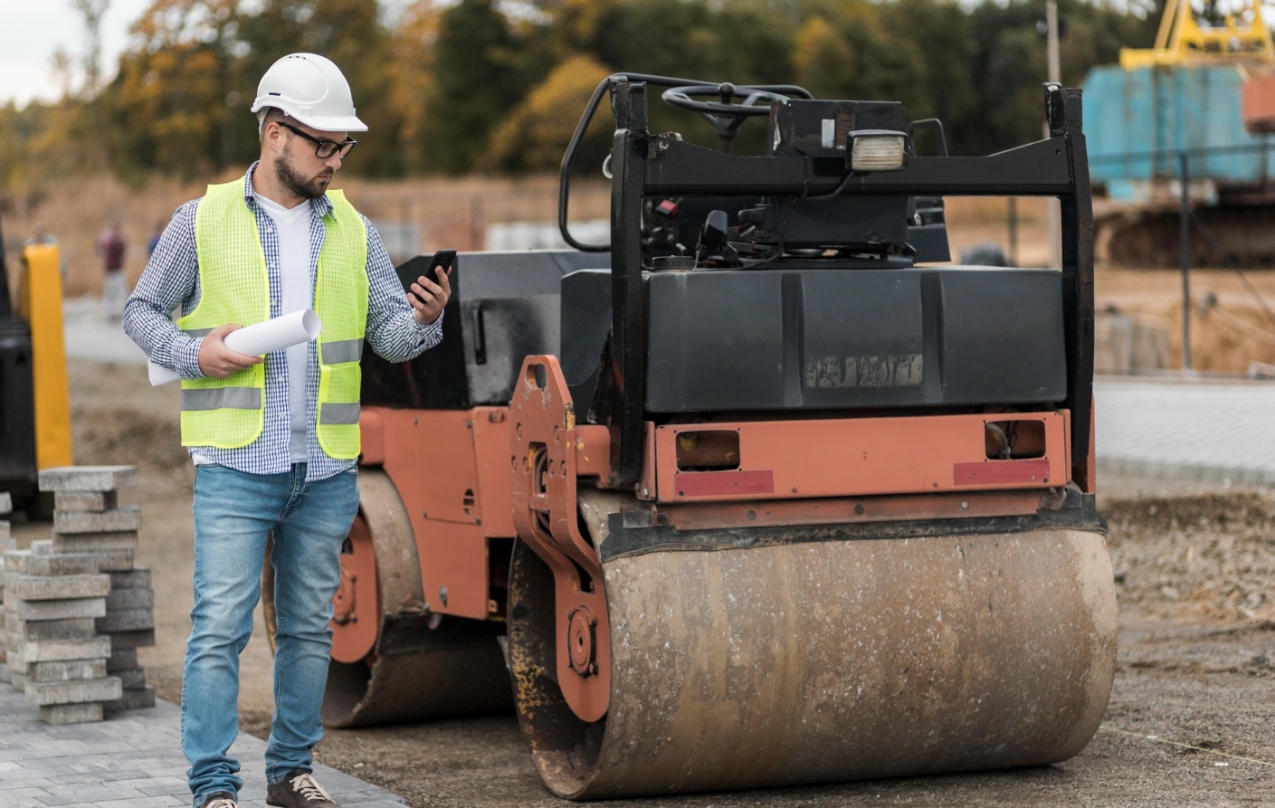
[183,463,359,807]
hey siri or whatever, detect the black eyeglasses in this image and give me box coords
[277,121,357,159]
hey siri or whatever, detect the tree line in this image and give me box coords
[0,0,1159,200]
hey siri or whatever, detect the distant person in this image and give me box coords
[147,219,163,258]
[96,222,127,320]
[122,53,450,808]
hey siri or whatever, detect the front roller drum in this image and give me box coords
[263,469,512,727]
[508,527,1117,799]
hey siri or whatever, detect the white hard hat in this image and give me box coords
[251,53,367,133]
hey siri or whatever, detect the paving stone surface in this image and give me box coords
[1095,378,1275,483]
[53,492,117,513]
[0,685,405,807]
[52,509,143,536]
[37,467,137,494]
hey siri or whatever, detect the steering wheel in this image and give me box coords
[662,83,795,152]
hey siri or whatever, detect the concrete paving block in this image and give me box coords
[114,667,146,689]
[3,549,30,574]
[30,539,51,555]
[109,568,150,590]
[30,658,107,683]
[6,615,98,641]
[25,675,122,705]
[103,684,155,713]
[97,608,154,632]
[106,588,154,611]
[0,492,9,514]
[15,635,112,663]
[16,597,107,621]
[39,701,104,724]
[38,465,137,493]
[54,507,142,535]
[86,549,135,573]
[52,532,139,553]
[23,552,101,577]
[55,490,117,512]
[107,647,137,672]
[106,629,155,649]
[12,573,111,601]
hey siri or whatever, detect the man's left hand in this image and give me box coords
[409,265,452,326]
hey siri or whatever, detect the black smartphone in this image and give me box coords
[426,249,456,284]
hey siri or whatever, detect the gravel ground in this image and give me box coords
[15,359,1275,807]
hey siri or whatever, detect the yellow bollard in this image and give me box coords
[18,244,72,470]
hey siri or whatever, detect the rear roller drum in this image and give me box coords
[508,502,1118,799]
[263,468,512,727]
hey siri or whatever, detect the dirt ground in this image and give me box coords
[12,358,1275,807]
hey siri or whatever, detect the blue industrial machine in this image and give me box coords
[1082,0,1275,266]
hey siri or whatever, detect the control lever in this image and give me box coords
[696,210,737,264]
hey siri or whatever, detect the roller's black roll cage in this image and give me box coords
[560,75,1094,497]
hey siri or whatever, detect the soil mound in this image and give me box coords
[1104,492,1275,622]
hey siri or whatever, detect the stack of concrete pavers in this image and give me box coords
[41,465,156,714]
[4,539,118,723]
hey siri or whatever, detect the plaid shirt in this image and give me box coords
[123,162,442,481]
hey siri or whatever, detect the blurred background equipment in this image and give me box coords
[0,217,72,513]
[1085,0,1275,268]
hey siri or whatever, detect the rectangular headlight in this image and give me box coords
[848,131,908,172]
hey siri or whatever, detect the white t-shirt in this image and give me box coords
[254,193,313,463]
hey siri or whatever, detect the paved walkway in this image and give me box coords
[1095,376,1275,484]
[0,686,404,808]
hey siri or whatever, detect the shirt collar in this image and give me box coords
[244,161,334,219]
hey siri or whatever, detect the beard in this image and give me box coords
[274,144,333,200]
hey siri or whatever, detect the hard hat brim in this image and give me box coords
[251,99,368,134]
[288,113,369,134]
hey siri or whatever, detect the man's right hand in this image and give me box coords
[197,324,262,378]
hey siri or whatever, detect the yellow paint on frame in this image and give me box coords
[18,244,72,469]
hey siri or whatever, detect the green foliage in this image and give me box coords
[420,0,538,174]
[0,0,1164,192]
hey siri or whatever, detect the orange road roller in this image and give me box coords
[263,75,1115,799]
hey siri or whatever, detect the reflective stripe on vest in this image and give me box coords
[320,402,361,425]
[178,179,368,458]
[320,339,363,364]
[182,387,262,411]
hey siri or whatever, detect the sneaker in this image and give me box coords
[266,769,340,808]
[198,793,237,808]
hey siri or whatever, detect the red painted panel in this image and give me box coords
[674,470,775,498]
[953,459,1052,486]
[654,412,1069,502]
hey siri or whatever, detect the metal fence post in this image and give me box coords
[1179,150,1192,371]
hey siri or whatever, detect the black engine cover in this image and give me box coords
[563,266,1067,414]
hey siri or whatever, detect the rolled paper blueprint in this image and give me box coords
[147,309,323,386]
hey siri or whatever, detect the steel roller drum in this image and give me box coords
[510,525,1117,799]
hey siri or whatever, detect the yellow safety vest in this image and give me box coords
[178,178,369,459]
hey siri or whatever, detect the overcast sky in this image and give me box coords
[0,0,154,108]
[0,0,419,109]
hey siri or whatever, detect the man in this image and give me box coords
[123,53,451,808]
[96,221,127,320]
